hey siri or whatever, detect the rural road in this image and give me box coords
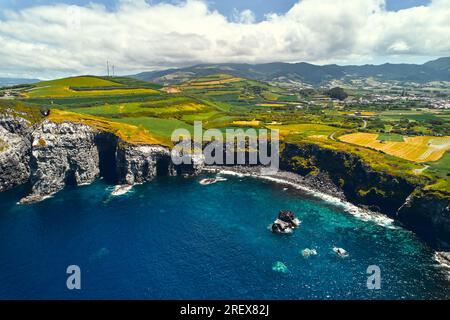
[414,165,430,175]
[329,132,337,141]
[362,119,367,129]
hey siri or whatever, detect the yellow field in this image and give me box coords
[339,133,450,162]
[36,76,121,88]
[22,76,159,98]
[161,87,182,94]
[256,103,285,107]
[341,111,376,116]
[188,77,243,86]
[267,123,336,138]
[232,120,261,126]
[24,87,159,98]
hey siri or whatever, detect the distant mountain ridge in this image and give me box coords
[132,57,450,86]
[0,77,40,87]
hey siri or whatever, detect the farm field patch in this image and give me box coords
[47,109,167,146]
[339,132,450,162]
[267,123,337,138]
[113,116,194,144]
[24,86,159,98]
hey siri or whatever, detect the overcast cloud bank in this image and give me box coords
[0,0,449,78]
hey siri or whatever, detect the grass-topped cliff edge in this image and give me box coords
[1,74,449,199]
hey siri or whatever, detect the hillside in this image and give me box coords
[2,73,449,197]
[132,57,450,86]
[20,75,160,98]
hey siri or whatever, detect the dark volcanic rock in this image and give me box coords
[397,192,450,249]
[280,142,449,248]
[0,125,31,192]
[280,143,416,215]
[271,210,300,234]
[278,210,297,225]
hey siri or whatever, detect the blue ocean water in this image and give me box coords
[0,175,449,300]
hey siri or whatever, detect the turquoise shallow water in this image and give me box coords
[0,174,449,299]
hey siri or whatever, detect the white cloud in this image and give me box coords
[0,0,449,78]
[233,9,256,24]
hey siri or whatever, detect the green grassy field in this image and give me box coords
[114,116,194,144]
[377,133,404,142]
[35,76,122,88]
[22,76,160,98]
[378,109,443,122]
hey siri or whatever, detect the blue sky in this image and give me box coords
[0,0,432,21]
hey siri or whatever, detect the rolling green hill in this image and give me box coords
[21,76,160,98]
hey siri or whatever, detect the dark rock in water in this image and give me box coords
[271,219,293,234]
[278,210,298,226]
[271,210,300,234]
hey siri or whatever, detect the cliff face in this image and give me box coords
[280,142,449,248]
[397,192,450,247]
[116,143,174,185]
[0,116,448,248]
[20,121,101,204]
[0,121,31,192]
[0,119,202,203]
[280,143,416,214]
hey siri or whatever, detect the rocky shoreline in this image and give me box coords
[204,165,346,201]
[203,165,396,228]
[0,115,449,250]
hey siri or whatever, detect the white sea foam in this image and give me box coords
[433,252,450,278]
[215,169,396,228]
[111,184,134,196]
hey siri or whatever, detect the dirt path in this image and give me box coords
[329,132,337,141]
[414,164,430,175]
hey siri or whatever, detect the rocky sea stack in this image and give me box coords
[271,210,301,234]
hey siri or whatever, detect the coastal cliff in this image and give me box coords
[280,142,450,248]
[116,142,174,185]
[0,118,204,203]
[19,121,101,204]
[0,118,31,192]
[397,191,450,247]
[0,117,448,248]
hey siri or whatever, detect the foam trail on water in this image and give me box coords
[215,169,396,228]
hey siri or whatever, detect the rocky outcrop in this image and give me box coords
[9,119,205,203]
[271,210,301,234]
[0,125,31,192]
[0,109,31,135]
[116,142,174,185]
[397,192,450,248]
[280,142,450,248]
[280,143,416,215]
[20,121,101,204]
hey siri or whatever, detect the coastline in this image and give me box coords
[203,166,450,273]
[203,166,396,228]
